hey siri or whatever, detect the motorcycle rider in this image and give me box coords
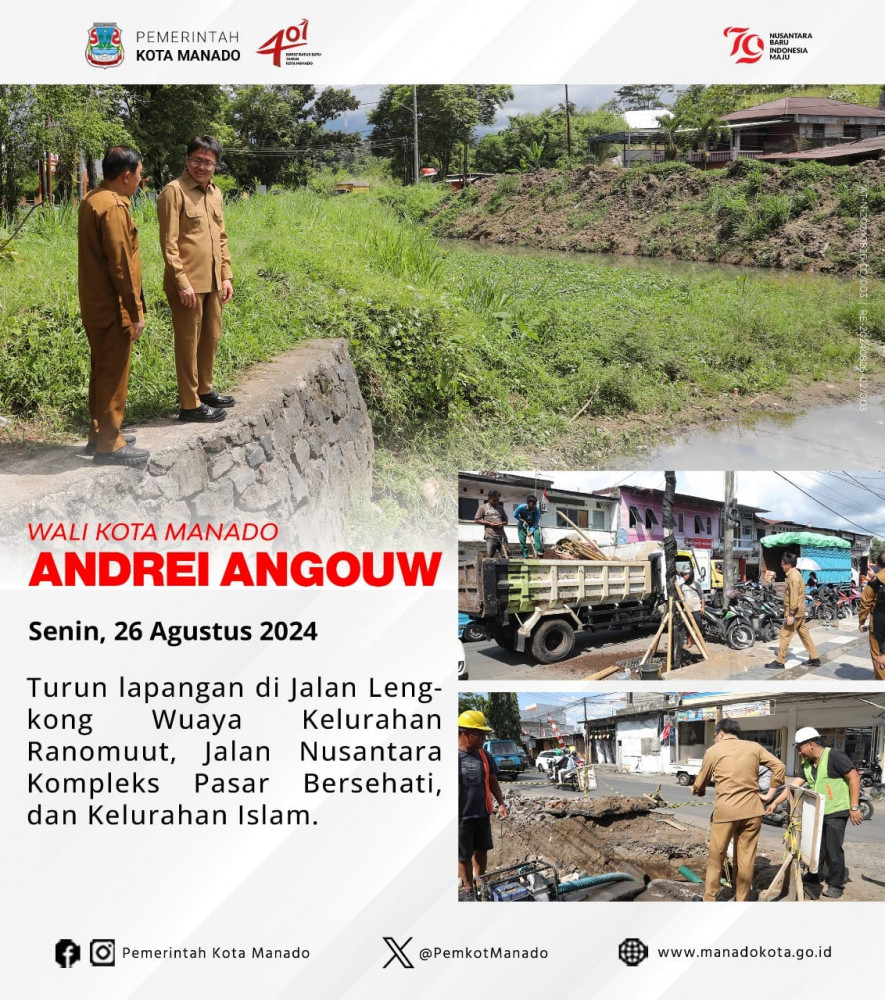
[557,750,578,785]
[765,727,863,899]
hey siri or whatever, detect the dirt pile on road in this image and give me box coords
[432,158,885,275]
[495,794,709,881]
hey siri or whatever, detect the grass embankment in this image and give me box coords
[0,187,882,529]
[430,158,885,275]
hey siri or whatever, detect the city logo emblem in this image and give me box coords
[723,26,765,64]
[86,24,124,68]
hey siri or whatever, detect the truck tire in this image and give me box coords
[530,619,576,664]
[676,771,691,786]
[490,627,516,651]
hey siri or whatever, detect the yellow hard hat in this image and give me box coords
[458,710,493,731]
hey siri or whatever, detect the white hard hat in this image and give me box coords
[794,726,821,745]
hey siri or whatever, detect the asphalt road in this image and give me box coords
[504,768,883,848]
[462,626,654,681]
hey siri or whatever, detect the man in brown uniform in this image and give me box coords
[77,145,150,466]
[692,718,786,901]
[157,135,234,423]
[764,551,821,670]
[858,553,885,680]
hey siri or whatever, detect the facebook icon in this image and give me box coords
[55,939,81,968]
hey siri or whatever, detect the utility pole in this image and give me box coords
[412,85,420,185]
[662,470,680,670]
[564,85,573,159]
[723,471,735,610]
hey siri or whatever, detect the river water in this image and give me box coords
[610,396,885,469]
[442,239,882,466]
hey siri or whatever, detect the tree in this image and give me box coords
[37,86,132,200]
[484,693,522,743]
[368,85,513,180]
[474,107,627,172]
[226,85,360,188]
[871,538,885,562]
[120,85,231,187]
[614,85,672,111]
[0,85,39,218]
[458,692,490,716]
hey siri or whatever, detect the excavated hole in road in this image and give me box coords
[493,795,710,883]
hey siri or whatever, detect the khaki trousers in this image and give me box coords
[165,277,223,410]
[85,320,132,454]
[705,816,761,902]
[776,615,818,663]
[870,632,885,680]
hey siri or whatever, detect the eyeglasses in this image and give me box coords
[188,156,217,169]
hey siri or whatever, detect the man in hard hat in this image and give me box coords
[766,727,863,898]
[692,718,785,901]
[473,489,508,558]
[765,552,821,670]
[458,710,508,897]
[858,552,885,680]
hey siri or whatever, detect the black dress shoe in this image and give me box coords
[93,444,150,467]
[199,391,235,408]
[179,403,226,423]
[763,660,785,669]
[83,432,136,456]
[806,657,821,666]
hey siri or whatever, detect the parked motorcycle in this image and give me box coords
[858,762,883,787]
[700,604,756,650]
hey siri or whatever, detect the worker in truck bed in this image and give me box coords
[513,494,542,558]
[474,489,508,557]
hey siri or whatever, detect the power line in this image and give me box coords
[772,472,882,536]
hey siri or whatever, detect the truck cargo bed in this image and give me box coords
[458,556,654,617]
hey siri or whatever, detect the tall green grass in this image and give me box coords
[1,186,881,474]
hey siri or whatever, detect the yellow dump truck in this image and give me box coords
[458,544,702,664]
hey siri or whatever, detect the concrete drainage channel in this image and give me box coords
[466,795,737,902]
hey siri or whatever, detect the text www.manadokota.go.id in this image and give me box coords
[657,946,832,961]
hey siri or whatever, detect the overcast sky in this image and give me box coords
[508,470,885,538]
[329,84,678,138]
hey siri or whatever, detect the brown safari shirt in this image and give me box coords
[77,183,145,331]
[157,171,232,293]
[692,733,785,822]
[783,565,807,617]
[859,568,885,631]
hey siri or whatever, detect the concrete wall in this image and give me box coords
[0,339,373,556]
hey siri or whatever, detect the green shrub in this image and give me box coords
[744,194,792,238]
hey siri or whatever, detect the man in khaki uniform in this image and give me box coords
[858,553,885,680]
[692,718,786,901]
[765,551,821,670]
[157,135,234,423]
[77,145,150,466]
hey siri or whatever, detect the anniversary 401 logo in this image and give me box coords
[256,20,322,67]
[724,25,814,64]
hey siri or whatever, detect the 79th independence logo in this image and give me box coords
[723,26,765,64]
[86,24,124,68]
